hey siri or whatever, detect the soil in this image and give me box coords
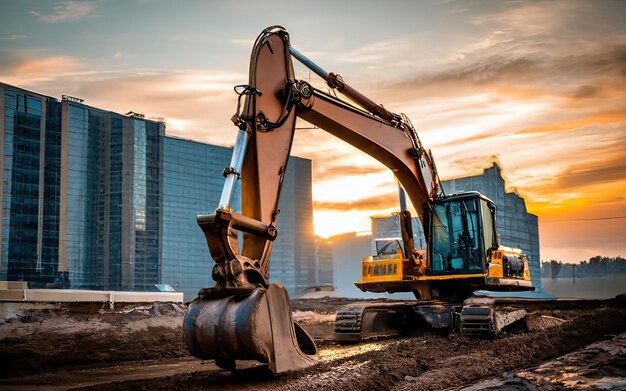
[0,302,188,377]
[0,298,624,390]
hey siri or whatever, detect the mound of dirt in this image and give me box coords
[0,302,187,377]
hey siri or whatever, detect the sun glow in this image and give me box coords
[314,210,377,238]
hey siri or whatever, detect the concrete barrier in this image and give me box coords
[0,285,184,305]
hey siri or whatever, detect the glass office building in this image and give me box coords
[268,157,316,296]
[161,137,239,299]
[1,83,164,290]
[0,82,317,298]
[161,136,316,299]
[59,104,164,290]
[1,86,56,285]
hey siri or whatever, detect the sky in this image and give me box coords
[0,0,624,262]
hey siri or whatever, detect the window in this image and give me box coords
[430,198,484,274]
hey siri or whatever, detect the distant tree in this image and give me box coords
[541,256,625,278]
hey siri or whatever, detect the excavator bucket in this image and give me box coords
[183,283,317,374]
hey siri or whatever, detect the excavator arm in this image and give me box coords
[184,25,439,374]
[183,26,531,374]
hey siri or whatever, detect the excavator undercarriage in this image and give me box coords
[334,297,529,342]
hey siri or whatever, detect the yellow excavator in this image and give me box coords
[183,26,533,374]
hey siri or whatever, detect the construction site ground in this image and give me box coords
[1,297,625,390]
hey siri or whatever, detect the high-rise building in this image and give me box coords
[63,106,163,291]
[269,157,316,295]
[0,82,317,299]
[1,83,164,290]
[1,85,59,286]
[441,162,541,290]
[314,237,334,287]
[161,136,316,299]
[160,137,239,299]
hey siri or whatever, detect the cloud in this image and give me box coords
[71,70,246,144]
[516,109,626,135]
[314,191,398,212]
[471,2,580,34]
[390,45,626,100]
[0,55,82,85]
[571,85,600,99]
[426,55,539,86]
[314,163,386,182]
[1,35,27,40]
[7,56,80,74]
[340,36,415,65]
[530,142,626,193]
[30,1,97,23]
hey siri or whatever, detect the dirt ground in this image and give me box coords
[0,297,624,390]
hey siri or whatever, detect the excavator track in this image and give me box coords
[460,298,528,338]
[334,301,417,342]
[459,306,496,337]
[334,301,458,342]
[334,298,529,341]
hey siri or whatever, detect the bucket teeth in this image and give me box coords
[183,284,316,374]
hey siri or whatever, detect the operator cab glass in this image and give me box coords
[374,238,403,259]
[428,193,497,275]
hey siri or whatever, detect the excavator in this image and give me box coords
[183,26,533,374]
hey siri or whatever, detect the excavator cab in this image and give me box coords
[357,191,532,298]
[427,192,532,291]
[428,192,496,276]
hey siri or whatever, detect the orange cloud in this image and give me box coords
[0,55,82,86]
[517,109,626,134]
[72,71,245,145]
[313,191,399,212]
[314,163,386,182]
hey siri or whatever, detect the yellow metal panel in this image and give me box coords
[488,250,504,278]
[361,257,403,283]
[421,273,486,281]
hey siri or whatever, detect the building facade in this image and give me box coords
[160,137,315,299]
[314,237,334,288]
[0,82,317,299]
[160,137,237,300]
[270,157,316,295]
[61,105,164,291]
[1,86,58,286]
[1,83,164,290]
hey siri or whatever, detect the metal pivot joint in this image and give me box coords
[292,81,315,110]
